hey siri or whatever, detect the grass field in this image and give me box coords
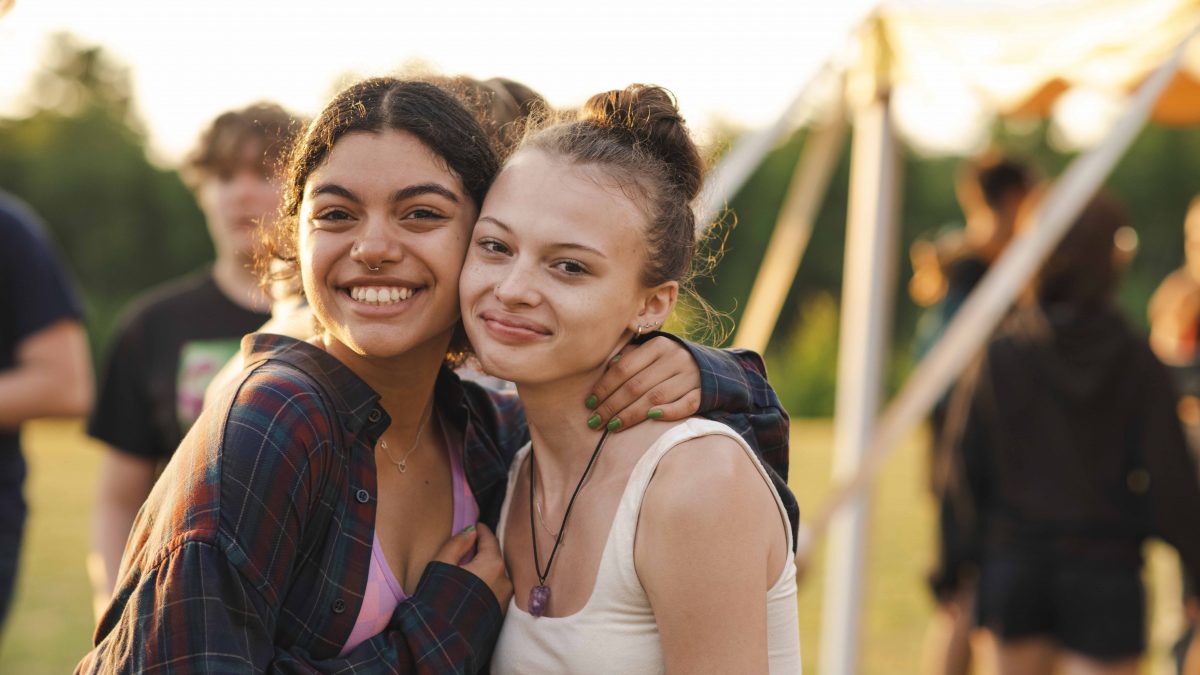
[0,418,1186,673]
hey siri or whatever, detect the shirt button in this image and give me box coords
[355,489,371,504]
[367,408,382,423]
[332,598,346,614]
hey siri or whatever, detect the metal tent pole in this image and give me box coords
[797,18,1200,557]
[733,116,848,353]
[818,90,901,675]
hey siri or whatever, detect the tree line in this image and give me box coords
[5,34,1200,416]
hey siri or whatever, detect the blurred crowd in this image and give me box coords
[912,154,1200,675]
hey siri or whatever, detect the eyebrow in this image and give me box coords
[309,182,461,204]
[478,216,608,258]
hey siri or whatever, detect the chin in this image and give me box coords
[470,343,551,386]
[471,344,524,382]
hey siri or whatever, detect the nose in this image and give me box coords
[230,170,265,205]
[492,261,539,307]
[350,215,403,271]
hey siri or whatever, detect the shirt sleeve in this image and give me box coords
[271,563,502,674]
[77,546,501,674]
[651,332,798,544]
[78,367,501,674]
[0,199,82,344]
[86,307,161,458]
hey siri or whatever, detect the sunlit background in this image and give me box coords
[6,1,1200,673]
[0,0,875,162]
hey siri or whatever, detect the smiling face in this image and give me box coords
[299,130,477,365]
[459,149,677,387]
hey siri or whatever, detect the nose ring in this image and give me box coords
[366,263,381,272]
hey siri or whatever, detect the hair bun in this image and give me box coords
[579,84,703,202]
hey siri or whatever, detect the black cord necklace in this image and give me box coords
[527,428,611,618]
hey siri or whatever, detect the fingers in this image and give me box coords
[587,344,652,413]
[433,524,479,565]
[588,337,696,431]
[460,523,513,611]
[606,374,701,430]
[473,523,500,558]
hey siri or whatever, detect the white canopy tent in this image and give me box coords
[694,2,1200,672]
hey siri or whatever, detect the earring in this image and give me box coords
[634,321,661,337]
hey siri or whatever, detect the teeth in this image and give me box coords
[349,286,415,305]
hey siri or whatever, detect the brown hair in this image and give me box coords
[182,102,300,190]
[433,76,548,158]
[957,151,1035,213]
[258,78,500,363]
[1023,188,1128,307]
[521,84,705,293]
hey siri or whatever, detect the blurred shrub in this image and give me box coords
[764,293,840,417]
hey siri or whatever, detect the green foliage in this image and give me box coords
[704,118,1200,413]
[764,293,840,417]
[0,34,211,356]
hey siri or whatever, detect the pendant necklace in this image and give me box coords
[379,405,432,475]
[527,428,610,618]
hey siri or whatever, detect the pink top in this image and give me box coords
[339,417,479,655]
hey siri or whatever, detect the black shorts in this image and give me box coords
[976,555,1145,660]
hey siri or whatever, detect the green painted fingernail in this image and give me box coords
[647,409,664,419]
[587,414,602,429]
[609,353,622,364]
[459,524,475,534]
[606,418,623,432]
[585,394,598,409]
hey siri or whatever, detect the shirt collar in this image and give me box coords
[241,333,383,436]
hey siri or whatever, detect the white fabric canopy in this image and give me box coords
[877,0,1200,124]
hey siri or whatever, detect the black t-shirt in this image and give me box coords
[0,192,83,462]
[87,271,270,461]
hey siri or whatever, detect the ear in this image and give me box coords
[630,281,678,334]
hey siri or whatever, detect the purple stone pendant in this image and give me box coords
[528,584,551,617]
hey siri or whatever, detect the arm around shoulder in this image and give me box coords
[642,333,796,541]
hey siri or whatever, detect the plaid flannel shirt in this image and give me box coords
[78,332,792,674]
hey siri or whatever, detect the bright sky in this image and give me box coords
[0,0,876,164]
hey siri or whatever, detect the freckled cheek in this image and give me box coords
[457,256,489,307]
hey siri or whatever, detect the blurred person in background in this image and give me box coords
[911,151,1035,675]
[937,189,1200,675]
[1148,196,1200,438]
[0,191,93,637]
[0,0,93,639]
[1147,194,1200,674]
[84,103,299,620]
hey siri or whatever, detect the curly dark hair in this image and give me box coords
[258,78,500,363]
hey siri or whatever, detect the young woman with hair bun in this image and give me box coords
[460,84,802,673]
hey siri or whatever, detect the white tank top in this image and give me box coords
[491,418,802,674]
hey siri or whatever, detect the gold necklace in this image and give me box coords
[379,406,432,474]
